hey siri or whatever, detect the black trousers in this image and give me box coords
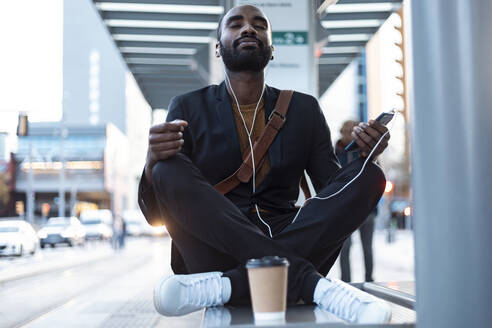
[340,212,376,282]
[151,153,385,304]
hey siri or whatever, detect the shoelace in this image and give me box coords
[319,280,364,322]
[183,273,223,307]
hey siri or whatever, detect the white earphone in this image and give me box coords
[222,57,396,237]
[224,69,273,236]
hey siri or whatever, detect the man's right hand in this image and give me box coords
[144,119,188,185]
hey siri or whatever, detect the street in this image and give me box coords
[0,237,202,328]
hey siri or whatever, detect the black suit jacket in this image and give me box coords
[138,82,340,272]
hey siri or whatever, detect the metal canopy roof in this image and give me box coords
[93,0,402,109]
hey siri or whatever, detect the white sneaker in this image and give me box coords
[313,278,392,324]
[153,271,231,316]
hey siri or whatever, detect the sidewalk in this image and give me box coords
[328,230,415,282]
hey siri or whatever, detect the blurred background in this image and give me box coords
[0,0,490,327]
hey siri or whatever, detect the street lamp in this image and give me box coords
[17,113,34,223]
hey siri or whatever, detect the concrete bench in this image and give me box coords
[200,282,416,327]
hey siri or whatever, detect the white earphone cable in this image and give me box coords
[224,65,396,235]
[290,110,398,224]
[224,71,273,237]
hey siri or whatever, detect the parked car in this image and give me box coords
[122,210,146,237]
[79,209,113,241]
[38,217,86,248]
[0,219,39,256]
[125,218,144,237]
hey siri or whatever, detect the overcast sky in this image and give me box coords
[0,0,63,149]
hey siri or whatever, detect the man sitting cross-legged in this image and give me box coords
[138,4,391,324]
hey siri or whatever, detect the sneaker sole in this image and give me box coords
[153,275,173,316]
[358,301,392,324]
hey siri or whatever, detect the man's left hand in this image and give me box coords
[351,120,390,158]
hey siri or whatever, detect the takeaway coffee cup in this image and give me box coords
[246,256,289,322]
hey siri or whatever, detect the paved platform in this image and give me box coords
[10,232,416,328]
[25,278,415,328]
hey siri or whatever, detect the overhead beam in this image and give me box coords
[119,46,197,55]
[318,57,355,65]
[142,87,204,97]
[136,76,201,83]
[94,1,223,13]
[337,0,401,4]
[141,82,204,90]
[116,40,206,49]
[129,63,194,69]
[94,0,221,5]
[320,53,358,59]
[126,57,194,65]
[144,89,203,98]
[134,70,201,77]
[122,53,194,59]
[323,11,392,21]
[325,26,378,34]
[100,11,220,23]
[137,72,202,80]
[109,26,214,37]
[323,46,363,54]
[112,33,210,43]
[129,64,196,74]
[325,40,367,47]
[133,70,207,85]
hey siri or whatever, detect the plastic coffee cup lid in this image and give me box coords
[245,256,289,268]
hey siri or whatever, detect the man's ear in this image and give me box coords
[215,43,220,58]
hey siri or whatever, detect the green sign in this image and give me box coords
[272,31,308,46]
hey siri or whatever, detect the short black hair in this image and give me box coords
[216,6,271,42]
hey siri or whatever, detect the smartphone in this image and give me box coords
[345,110,395,151]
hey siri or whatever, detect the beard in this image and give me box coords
[219,38,272,72]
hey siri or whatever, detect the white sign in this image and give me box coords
[235,0,317,95]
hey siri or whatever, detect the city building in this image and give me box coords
[62,0,152,211]
[0,153,16,217]
[15,122,129,218]
[2,0,152,219]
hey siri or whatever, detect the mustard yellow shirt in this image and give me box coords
[231,99,271,187]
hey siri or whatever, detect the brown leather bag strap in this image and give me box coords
[214,90,294,195]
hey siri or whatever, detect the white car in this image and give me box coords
[125,219,144,237]
[38,217,86,248]
[0,220,39,256]
[80,209,113,241]
[122,210,147,237]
